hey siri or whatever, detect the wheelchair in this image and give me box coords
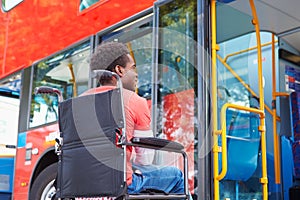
[35,70,189,200]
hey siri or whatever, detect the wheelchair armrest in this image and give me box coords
[128,137,189,197]
[128,137,184,153]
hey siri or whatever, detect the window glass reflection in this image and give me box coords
[30,41,90,128]
[79,0,101,12]
[157,0,196,194]
[2,0,23,12]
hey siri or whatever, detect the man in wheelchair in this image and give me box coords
[87,42,186,196]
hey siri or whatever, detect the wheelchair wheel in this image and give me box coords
[29,163,57,200]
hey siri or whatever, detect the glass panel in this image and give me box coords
[1,0,23,12]
[99,15,153,99]
[157,0,197,196]
[0,73,21,156]
[30,41,90,128]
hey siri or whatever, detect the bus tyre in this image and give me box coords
[29,163,57,200]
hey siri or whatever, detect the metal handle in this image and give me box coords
[92,70,122,88]
[34,86,63,102]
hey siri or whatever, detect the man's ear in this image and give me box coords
[115,65,123,77]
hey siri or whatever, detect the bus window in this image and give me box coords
[29,41,90,128]
[1,0,23,12]
[98,14,153,100]
[79,0,104,12]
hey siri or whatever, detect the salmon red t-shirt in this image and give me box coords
[83,86,151,185]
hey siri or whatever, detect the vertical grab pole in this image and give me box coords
[271,33,281,184]
[249,0,268,199]
[211,0,220,200]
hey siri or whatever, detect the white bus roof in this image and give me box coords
[218,0,300,52]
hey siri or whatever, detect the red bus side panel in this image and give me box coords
[0,0,154,79]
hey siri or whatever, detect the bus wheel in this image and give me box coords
[30,163,57,200]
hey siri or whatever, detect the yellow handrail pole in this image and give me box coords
[249,0,268,199]
[217,103,265,180]
[211,1,220,200]
[274,92,289,97]
[68,63,77,97]
[224,40,278,63]
[271,33,281,184]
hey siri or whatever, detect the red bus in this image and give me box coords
[1,0,300,200]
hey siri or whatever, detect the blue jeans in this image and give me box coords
[127,164,184,194]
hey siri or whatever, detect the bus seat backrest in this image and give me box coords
[290,92,300,141]
[224,109,260,181]
[279,94,293,137]
[281,135,294,193]
[290,92,300,179]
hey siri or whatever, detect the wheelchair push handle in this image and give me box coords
[34,86,64,102]
[92,70,122,88]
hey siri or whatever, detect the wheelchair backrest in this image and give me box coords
[56,88,126,198]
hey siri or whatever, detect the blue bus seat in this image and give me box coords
[281,136,294,199]
[223,109,260,181]
[293,141,300,179]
